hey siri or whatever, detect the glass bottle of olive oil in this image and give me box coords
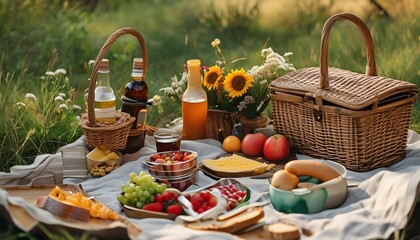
[94,59,116,124]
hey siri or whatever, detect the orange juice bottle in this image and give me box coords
[182,59,208,140]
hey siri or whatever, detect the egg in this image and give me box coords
[271,170,299,190]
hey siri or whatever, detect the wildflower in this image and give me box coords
[14,102,27,109]
[58,103,69,110]
[75,115,81,121]
[259,79,268,85]
[266,52,286,63]
[224,68,254,98]
[54,96,64,102]
[72,104,82,111]
[25,93,37,101]
[237,96,255,112]
[55,68,67,75]
[46,71,55,76]
[88,60,95,65]
[261,48,274,58]
[284,52,293,57]
[211,38,221,48]
[58,93,66,98]
[203,66,223,90]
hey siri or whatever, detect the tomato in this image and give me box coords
[241,133,267,157]
[263,134,290,161]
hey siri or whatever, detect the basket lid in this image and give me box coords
[269,67,418,110]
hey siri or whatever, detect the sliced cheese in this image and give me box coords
[202,154,274,173]
[86,147,107,162]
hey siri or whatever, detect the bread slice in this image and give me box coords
[186,207,264,233]
[265,222,300,240]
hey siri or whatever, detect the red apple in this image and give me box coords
[241,133,267,157]
[263,134,289,161]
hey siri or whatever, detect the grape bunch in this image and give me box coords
[117,171,167,209]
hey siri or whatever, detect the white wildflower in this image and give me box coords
[88,60,95,65]
[25,93,37,101]
[264,57,284,66]
[267,52,286,63]
[211,38,221,48]
[73,104,82,111]
[58,103,68,110]
[159,87,175,95]
[75,115,81,121]
[55,68,67,75]
[58,92,66,98]
[171,81,178,89]
[261,47,274,58]
[54,96,64,102]
[46,71,55,76]
[14,102,27,109]
[284,52,293,57]
[259,79,268,85]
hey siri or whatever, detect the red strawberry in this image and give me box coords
[166,204,183,215]
[208,196,217,207]
[155,194,164,203]
[143,202,163,212]
[163,191,175,202]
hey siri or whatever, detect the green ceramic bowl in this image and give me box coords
[269,160,347,214]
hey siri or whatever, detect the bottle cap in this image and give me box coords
[98,59,109,71]
[133,58,143,69]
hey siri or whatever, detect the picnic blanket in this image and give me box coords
[1,130,420,239]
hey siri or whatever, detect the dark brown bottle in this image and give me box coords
[121,58,149,129]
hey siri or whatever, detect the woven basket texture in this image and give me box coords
[80,28,149,151]
[269,13,418,172]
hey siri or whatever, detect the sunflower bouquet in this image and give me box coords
[160,38,296,120]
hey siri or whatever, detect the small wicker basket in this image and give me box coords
[80,28,149,152]
[269,13,418,172]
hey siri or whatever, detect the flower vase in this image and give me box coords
[237,113,270,138]
[206,109,235,142]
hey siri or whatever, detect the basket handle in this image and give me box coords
[319,13,377,89]
[87,27,148,124]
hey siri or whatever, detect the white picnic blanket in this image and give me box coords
[1,130,420,239]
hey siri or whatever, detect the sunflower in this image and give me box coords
[224,68,254,98]
[203,66,223,90]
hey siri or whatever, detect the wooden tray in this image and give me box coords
[3,184,141,239]
[122,204,177,220]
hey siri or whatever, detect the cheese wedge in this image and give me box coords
[202,154,275,174]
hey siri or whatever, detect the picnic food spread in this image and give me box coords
[6,12,417,239]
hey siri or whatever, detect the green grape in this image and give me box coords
[135,185,141,192]
[139,171,148,177]
[137,190,144,197]
[139,196,146,202]
[149,187,155,194]
[143,191,150,198]
[122,198,129,206]
[125,185,135,193]
[133,176,141,185]
[120,183,127,191]
[117,194,125,203]
[149,195,155,203]
[129,172,137,181]
[136,201,144,209]
[156,184,167,193]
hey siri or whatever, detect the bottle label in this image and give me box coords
[136,109,147,129]
[95,100,116,108]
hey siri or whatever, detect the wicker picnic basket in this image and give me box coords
[80,27,149,151]
[269,13,418,172]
